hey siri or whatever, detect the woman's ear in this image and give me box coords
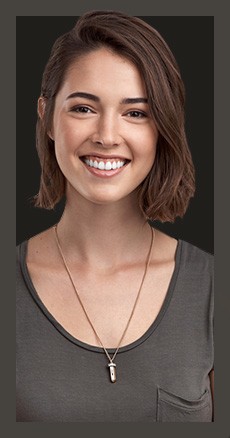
[37,96,46,120]
[37,96,54,140]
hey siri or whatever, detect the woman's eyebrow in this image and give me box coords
[66,92,148,104]
[122,97,148,104]
[66,92,99,101]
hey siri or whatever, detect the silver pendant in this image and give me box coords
[108,362,116,383]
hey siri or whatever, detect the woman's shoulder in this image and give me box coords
[179,238,213,265]
[176,238,214,286]
[153,227,213,273]
[17,226,57,266]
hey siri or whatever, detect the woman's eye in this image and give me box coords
[70,106,94,114]
[127,110,147,118]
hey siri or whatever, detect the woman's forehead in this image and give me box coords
[58,48,146,101]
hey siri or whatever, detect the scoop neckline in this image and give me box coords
[18,236,182,355]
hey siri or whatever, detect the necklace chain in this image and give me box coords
[53,224,155,373]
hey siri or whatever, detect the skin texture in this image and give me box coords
[46,48,158,207]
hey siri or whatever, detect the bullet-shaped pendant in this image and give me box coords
[108,362,116,383]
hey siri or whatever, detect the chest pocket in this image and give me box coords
[157,387,212,422]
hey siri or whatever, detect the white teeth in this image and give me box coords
[98,161,105,170]
[83,158,126,170]
[105,161,112,170]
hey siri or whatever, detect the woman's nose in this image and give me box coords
[90,113,122,148]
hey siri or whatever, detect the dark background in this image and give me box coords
[16,16,214,253]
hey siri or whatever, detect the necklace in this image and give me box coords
[53,224,155,383]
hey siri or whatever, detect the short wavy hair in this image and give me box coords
[34,11,195,222]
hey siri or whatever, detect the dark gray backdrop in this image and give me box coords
[16,16,214,253]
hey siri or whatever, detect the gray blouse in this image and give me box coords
[16,238,214,422]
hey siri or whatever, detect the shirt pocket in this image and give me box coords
[156,386,212,422]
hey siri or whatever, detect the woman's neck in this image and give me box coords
[56,193,151,270]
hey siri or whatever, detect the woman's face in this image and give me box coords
[50,48,158,206]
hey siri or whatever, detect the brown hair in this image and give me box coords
[34,11,195,222]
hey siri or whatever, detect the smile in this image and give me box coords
[80,155,130,178]
[82,156,127,170]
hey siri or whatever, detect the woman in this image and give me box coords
[16,11,214,422]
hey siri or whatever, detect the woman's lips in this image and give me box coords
[80,155,130,178]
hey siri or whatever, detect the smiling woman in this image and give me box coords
[16,11,214,422]
[39,48,158,206]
